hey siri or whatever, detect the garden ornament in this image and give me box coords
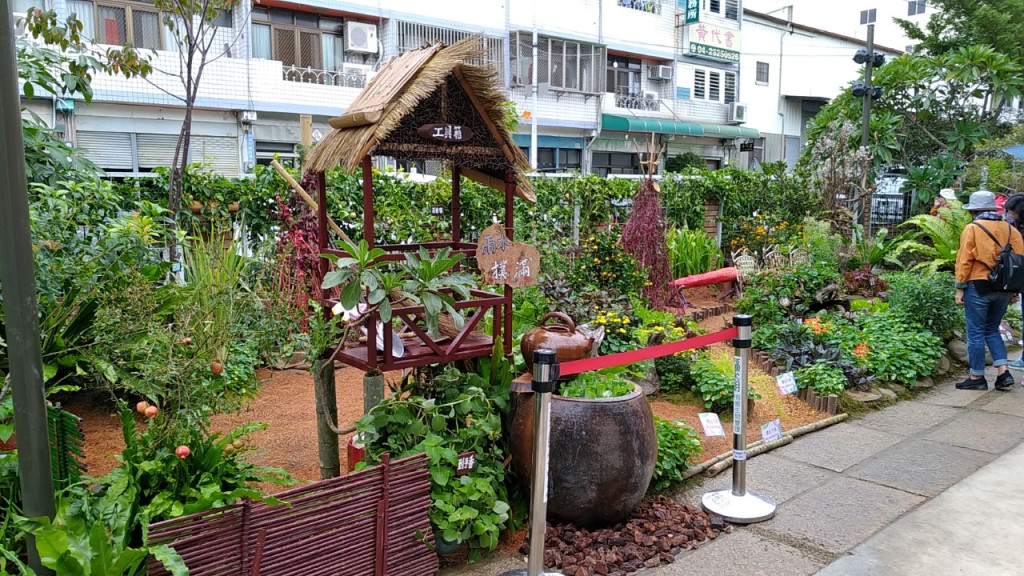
[962,190,998,212]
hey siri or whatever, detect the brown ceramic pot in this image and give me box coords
[520,312,594,378]
[510,383,657,529]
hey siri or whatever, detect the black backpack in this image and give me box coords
[972,222,1024,293]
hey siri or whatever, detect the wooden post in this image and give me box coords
[362,155,375,249]
[451,166,462,245]
[300,114,313,147]
[503,171,515,355]
[314,357,341,479]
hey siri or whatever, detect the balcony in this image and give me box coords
[618,0,662,15]
[614,93,662,112]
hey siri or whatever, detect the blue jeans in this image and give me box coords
[964,282,1011,376]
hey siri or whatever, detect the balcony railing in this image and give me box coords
[282,65,369,88]
[618,0,662,15]
[615,94,661,112]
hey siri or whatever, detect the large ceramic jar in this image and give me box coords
[510,383,657,528]
[520,312,595,378]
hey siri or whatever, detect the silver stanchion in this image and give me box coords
[500,350,561,576]
[701,315,777,524]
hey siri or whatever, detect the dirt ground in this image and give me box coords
[61,285,824,487]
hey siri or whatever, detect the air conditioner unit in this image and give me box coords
[648,65,672,81]
[341,63,373,87]
[728,102,748,124]
[643,90,660,101]
[344,21,378,54]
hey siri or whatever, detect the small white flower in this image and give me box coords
[331,302,344,316]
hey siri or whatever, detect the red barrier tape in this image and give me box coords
[559,326,740,376]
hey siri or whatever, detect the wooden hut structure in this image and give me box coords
[305,37,534,372]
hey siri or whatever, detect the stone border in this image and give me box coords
[686,302,735,322]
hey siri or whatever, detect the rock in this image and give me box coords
[933,355,951,376]
[916,376,934,389]
[632,371,661,397]
[946,340,968,364]
[888,384,907,395]
[878,388,898,400]
[946,340,992,365]
[844,389,883,403]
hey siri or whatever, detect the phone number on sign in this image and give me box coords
[689,43,739,62]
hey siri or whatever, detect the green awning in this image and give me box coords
[601,114,704,136]
[698,124,761,138]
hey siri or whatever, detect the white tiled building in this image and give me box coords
[12,0,909,176]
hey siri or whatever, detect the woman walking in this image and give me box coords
[954,190,1024,390]
[1003,193,1024,370]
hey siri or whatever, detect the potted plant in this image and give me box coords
[510,370,657,528]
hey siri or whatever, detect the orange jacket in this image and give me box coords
[955,218,1024,287]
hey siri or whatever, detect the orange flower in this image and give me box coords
[853,343,870,357]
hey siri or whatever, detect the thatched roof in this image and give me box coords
[305,36,534,202]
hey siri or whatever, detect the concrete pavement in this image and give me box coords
[442,365,1024,575]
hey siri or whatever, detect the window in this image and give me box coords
[517,147,581,172]
[704,0,738,20]
[398,22,504,82]
[755,61,769,84]
[213,7,232,28]
[692,67,736,103]
[509,32,602,92]
[908,0,926,16]
[13,0,34,12]
[68,0,162,49]
[606,55,641,96]
[252,7,377,86]
[591,152,639,178]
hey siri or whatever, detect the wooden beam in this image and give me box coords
[270,159,352,244]
[452,65,518,167]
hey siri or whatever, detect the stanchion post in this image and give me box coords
[701,315,777,524]
[500,350,561,576]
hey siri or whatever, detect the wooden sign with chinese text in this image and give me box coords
[476,223,539,288]
[417,123,474,142]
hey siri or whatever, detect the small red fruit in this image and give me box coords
[144,405,158,418]
[181,337,192,345]
[136,401,150,413]
[210,361,224,376]
[175,445,190,459]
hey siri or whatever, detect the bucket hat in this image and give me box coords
[962,190,998,212]
[939,188,957,201]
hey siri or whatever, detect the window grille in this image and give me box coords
[725,0,738,20]
[724,71,735,103]
[510,31,602,92]
[395,21,504,83]
[694,69,706,99]
[616,0,662,15]
[755,61,769,83]
[709,71,720,102]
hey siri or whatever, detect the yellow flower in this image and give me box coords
[618,328,626,333]
[594,258,600,263]
[622,317,630,324]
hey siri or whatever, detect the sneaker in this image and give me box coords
[996,372,1015,390]
[1007,358,1024,370]
[955,377,988,390]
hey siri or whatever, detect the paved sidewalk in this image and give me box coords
[444,365,1024,575]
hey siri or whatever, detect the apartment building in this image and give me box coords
[12,0,896,176]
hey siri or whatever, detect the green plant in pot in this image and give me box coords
[510,369,657,528]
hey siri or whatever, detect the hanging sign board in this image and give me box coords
[417,123,475,142]
[739,142,754,152]
[476,223,540,288]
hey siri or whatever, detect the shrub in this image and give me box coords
[825,312,943,386]
[666,227,723,279]
[558,371,634,398]
[883,271,962,339]
[356,362,512,559]
[572,231,648,301]
[800,216,844,269]
[654,351,698,393]
[649,418,703,492]
[689,352,760,411]
[795,360,847,396]
[735,263,841,326]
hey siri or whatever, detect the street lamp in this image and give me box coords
[852,9,885,148]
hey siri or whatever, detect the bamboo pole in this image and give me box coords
[270,159,352,244]
[679,413,849,481]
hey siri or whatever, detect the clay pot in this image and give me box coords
[520,312,595,379]
[510,383,657,529]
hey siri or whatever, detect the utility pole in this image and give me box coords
[0,1,57,573]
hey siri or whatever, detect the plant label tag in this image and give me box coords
[733,449,747,461]
[761,419,782,443]
[456,451,476,476]
[776,371,798,395]
[698,412,725,437]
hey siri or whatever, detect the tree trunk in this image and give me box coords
[314,357,341,479]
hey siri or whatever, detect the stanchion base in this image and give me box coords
[497,570,561,576]
[701,489,777,524]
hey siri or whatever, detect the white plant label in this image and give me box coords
[733,355,743,434]
[733,449,747,461]
[761,419,782,443]
[776,371,798,395]
[698,412,725,437]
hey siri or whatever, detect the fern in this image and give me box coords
[895,206,971,271]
